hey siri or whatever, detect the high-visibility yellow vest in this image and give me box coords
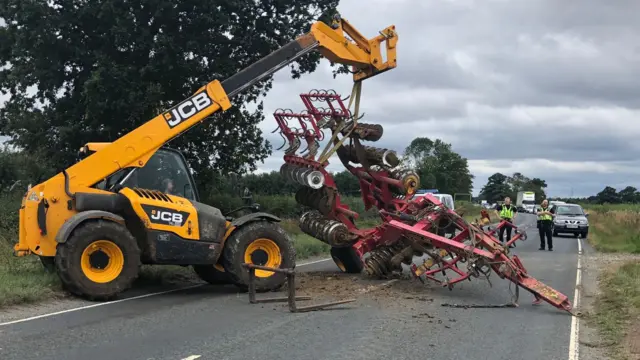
[500,205,514,219]
[538,207,553,221]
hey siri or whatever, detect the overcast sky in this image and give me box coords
[2,0,639,198]
[254,0,640,198]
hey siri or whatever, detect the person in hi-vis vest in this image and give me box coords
[494,197,517,247]
[537,199,555,251]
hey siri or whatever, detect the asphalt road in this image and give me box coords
[0,213,578,360]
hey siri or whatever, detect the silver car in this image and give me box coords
[552,203,589,238]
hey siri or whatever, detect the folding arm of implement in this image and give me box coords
[14,13,398,256]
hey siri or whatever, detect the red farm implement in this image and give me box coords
[271,89,573,313]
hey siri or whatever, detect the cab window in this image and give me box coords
[119,149,196,201]
[444,196,454,209]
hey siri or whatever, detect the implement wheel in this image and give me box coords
[55,220,141,301]
[330,246,363,274]
[222,221,295,292]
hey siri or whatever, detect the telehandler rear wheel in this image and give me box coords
[222,221,295,292]
[55,220,141,301]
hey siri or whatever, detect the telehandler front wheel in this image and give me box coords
[222,221,295,292]
[55,220,141,301]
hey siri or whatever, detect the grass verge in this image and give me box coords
[0,240,63,308]
[591,261,640,359]
[588,209,640,253]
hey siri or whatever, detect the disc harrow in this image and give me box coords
[273,89,573,313]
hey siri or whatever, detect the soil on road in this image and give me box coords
[0,214,579,360]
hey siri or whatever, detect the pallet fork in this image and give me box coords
[242,263,356,313]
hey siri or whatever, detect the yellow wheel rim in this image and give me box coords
[333,256,346,272]
[244,238,282,278]
[80,240,125,283]
[214,263,225,272]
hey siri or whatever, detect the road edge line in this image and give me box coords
[0,257,332,327]
[568,236,582,360]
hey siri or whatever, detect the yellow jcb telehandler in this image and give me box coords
[12,14,398,300]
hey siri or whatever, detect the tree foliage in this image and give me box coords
[403,137,474,195]
[553,185,640,205]
[479,172,548,203]
[478,173,511,203]
[0,0,340,176]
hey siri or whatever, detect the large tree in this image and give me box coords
[506,172,547,201]
[617,186,639,203]
[403,137,474,195]
[595,186,620,204]
[479,172,548,203]
[0,0,339,182]
[479,172,511,203]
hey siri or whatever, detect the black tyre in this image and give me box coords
[330,246,363,274]
[193,264,232,285]
[222,221,295,292]
[553,230,558,237]
[581,230,588,238]
[574,233,579,238]
[39,256,55,273]
[55,220,141,301]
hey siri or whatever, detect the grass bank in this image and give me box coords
[586,207,640,253]
[586,206,640,359]
[591,262,640,359]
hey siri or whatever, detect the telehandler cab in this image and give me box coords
[13,14,398,300]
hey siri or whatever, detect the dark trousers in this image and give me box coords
[538,221,553,249]
[499,218,513,243]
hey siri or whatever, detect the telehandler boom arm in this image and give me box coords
[65,14,397,194]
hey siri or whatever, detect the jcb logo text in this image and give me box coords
[151,211,183,224]
[163,92,212,128]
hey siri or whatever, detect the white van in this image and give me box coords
[413,193,455,211]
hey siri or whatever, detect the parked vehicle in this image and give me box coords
[552,203,589,238]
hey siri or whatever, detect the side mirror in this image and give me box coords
[584,213,589,217]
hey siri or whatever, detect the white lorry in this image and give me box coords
[516,191,536,213]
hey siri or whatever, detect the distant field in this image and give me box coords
[586,206,640,254]
[584,203,640,213]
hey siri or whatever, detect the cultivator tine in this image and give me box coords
[284,137,301,155]
[275,132,288,151]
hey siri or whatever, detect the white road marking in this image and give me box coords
[297,258,331,266]
[0,258,332,327]
[568,236,582,360]
[180,355,201,360]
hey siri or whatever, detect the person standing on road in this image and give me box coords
[494,197,517,247]
[537,199,555,251]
